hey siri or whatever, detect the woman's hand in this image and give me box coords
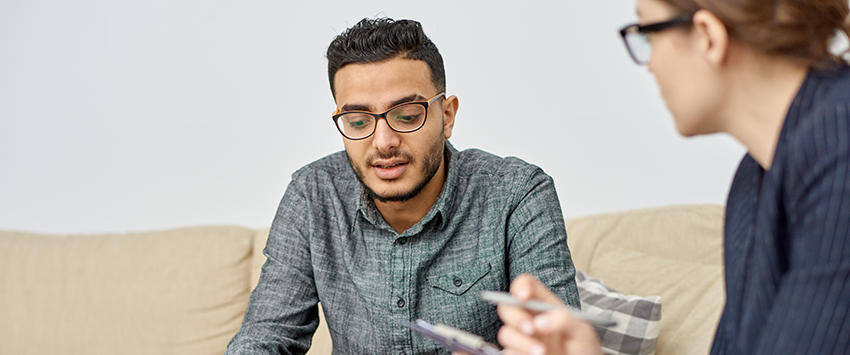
[497,274,603,355]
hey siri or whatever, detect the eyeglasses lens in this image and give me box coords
[336,113,375,139]
[387,105,426,131]
[625,31,651,64]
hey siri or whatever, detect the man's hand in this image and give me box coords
[496,274,603,355]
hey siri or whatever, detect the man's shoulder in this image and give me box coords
[290,151,356,186]
[453,147,547,179]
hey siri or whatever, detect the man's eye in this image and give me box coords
[396,115,419,122]
[348,120,370,129]
[392,113,423,125]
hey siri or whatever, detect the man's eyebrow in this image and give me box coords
[389,94,426,108]
[340,103,371,112]
[340,94,426,113]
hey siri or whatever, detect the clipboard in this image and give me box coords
[402,319,502,355]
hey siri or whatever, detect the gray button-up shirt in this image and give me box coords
[226,142,579,355]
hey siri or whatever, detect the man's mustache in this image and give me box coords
[366,150,415,165]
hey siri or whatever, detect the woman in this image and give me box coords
[496,0,850,354]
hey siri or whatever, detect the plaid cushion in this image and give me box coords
[576,270,662,355]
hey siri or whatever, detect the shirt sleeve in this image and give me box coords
[224,177,319,355]
[506,166,581,308]
[753,102,850,354]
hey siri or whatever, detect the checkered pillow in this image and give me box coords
[575,270,662,355]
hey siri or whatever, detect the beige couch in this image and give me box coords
[0,204,724,355]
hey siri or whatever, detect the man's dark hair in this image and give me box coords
[326,17,446,97]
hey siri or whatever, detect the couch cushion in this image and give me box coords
[0,226,255,355]
[577,270,662,355]
[566,205,725,355]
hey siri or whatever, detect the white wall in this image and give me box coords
[0,0,745,234]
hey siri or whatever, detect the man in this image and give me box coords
[225,17,579,355]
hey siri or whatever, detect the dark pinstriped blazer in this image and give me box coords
[711,65,850,355]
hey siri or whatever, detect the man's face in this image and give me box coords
[333,57,455,203]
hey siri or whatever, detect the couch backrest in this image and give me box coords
[0,226,257,355]
[0,204,724,355]
[566,204,726,355]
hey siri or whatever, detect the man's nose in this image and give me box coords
[371,118,401,152]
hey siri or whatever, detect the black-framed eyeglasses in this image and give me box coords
[619,14,693,65]
[332,92,445,140]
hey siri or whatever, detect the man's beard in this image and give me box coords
[347,136,445,204]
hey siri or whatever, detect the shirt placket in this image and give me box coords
[390,233,413,354]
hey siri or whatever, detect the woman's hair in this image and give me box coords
[660,0,850,67]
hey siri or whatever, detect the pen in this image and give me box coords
[480,291,618,328]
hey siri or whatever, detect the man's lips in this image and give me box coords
[373,160,406,168]
[372,160,409,180]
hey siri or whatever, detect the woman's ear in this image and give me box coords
[692,9,730,67]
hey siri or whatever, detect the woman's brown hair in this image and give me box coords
[660,0,850,67]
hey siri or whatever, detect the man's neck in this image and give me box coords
[375,159,447,234]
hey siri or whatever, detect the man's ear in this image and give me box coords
[441,95,459,140]
[692,9,729,67]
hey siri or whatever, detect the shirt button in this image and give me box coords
[398,237,408,245]
[397,297,405,308]
[453,277,463,287]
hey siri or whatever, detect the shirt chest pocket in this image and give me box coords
[427,263,492,296]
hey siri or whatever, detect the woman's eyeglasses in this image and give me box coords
[619,14,693,65]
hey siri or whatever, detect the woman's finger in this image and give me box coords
[532,309,603,355]
[510,274,564,304]
[498,302,535,328]
[498,324,547,355]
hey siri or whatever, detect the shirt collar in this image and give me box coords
[356,141,458,235]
